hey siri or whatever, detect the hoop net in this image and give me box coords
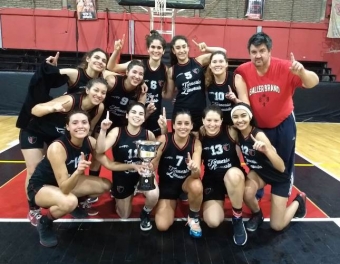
[155,0,166,16]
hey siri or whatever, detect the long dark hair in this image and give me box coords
[170,35,189,66]
[78,48,108,70]
[146,30,167,50]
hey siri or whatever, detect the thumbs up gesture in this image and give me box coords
[101,111,112,132]
[289,52,304,75]
[186,152,199,172]
[250,134,267,153]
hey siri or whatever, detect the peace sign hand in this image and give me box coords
[192,39,208,53]
[289,52,304,75]
[157,107,167,131]
[251,134,268,153]
[46,52,60,66]
[101,111,112,131]
[75,152,92,175]
[52,100,70,113]
[186,152,199,172]
[225,85,237,103]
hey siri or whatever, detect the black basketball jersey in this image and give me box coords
[238,127,290,183]
[201,128,240,180]
[143,59,167,118]
[27,93,99,140]
[111,126,149,178]
[104,75,139,127]
[172,58,206,113]
[207,71,234,125]
[158,133,195,181]
[29,135,93,187]
[67,68,103,94]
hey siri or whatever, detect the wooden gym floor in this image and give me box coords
[0,116,340,264]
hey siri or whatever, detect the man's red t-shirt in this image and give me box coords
[234,57,303,128]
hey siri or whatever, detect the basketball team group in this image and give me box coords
[16,30,320,247]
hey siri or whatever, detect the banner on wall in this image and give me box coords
[76,0,97,20]
[245,0,265,20]
[327,0,340,38]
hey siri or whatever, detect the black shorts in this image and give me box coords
[159,178,185,200]
[27,183,44,208]
[111,172,139,199]
[255,172,294,198]
[270,176,294,198]
[202,177,227,202]
[19,129,55,149]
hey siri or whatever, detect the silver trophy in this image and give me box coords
[134,140,161,191]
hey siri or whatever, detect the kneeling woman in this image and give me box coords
[95,102,159,232]
[27,110,111,248]
[152,110,203,238]
[200,105,247,246]
[231,103,306,232]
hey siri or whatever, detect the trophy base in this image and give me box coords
[137,175,156,191]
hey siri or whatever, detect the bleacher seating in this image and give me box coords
[0,49,337,82]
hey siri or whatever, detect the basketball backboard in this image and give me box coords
[116,0,205,9]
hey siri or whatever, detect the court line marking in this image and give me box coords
[0,140,18,154]
[0,169,26,189]
[295,151,340,182]
[0,217,337,223]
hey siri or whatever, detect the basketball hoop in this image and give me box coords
[155,0,166,16]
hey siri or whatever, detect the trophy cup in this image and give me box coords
[134,140,161,191]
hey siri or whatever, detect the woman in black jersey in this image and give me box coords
[27,110,111,247]
[95,102,159,232]
[199,105,247,246]
[107,31,167,137]
[205,51,242,126]
[231,103,307,232]
[163,35,226,133]
[152,110,203,238]
[57,48,118,94]
[22,78,108,226]
[88,60,148,178]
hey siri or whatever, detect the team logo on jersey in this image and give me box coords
[117,186,124,193]
[158,80,164,87]
[28,136,37,144]
[249,149,255,156]
[56,127,65,134]
[259,94,270,107]
[204,188,212,195]
[192,68,199,74]
[223,144,230,151]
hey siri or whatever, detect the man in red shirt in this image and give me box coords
[234,32,319,203]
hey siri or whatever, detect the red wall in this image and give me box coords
[1,8,340,80]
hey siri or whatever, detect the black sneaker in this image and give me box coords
[232,218,247,246]
[245,209,264,232]
[140,210,152,231]
[294,192,307,218]
[37,220,58,247]
[70,206,89,219]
